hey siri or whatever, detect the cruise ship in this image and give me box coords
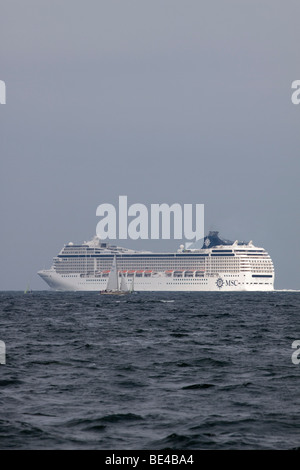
[38,231,274,291]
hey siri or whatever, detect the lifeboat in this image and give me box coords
[195,270,205,277]
[173,270,184,277]
[136,270,144,277]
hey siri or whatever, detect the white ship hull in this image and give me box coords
[38,269,274,292]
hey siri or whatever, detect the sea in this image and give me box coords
[0,290,300,450]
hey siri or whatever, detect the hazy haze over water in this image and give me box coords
[1,1,300,290]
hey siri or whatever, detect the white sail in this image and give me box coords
[120,273,128,292]
[106,255,118,291]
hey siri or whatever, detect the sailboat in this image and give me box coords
[24,283,33,294]
[100,255,131,295]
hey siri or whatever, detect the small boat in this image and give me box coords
[100,255,132,295]
[24,283,33,294]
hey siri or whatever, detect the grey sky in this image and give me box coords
[1,1,299,289]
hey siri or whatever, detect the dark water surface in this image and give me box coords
[0,291,300,449]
